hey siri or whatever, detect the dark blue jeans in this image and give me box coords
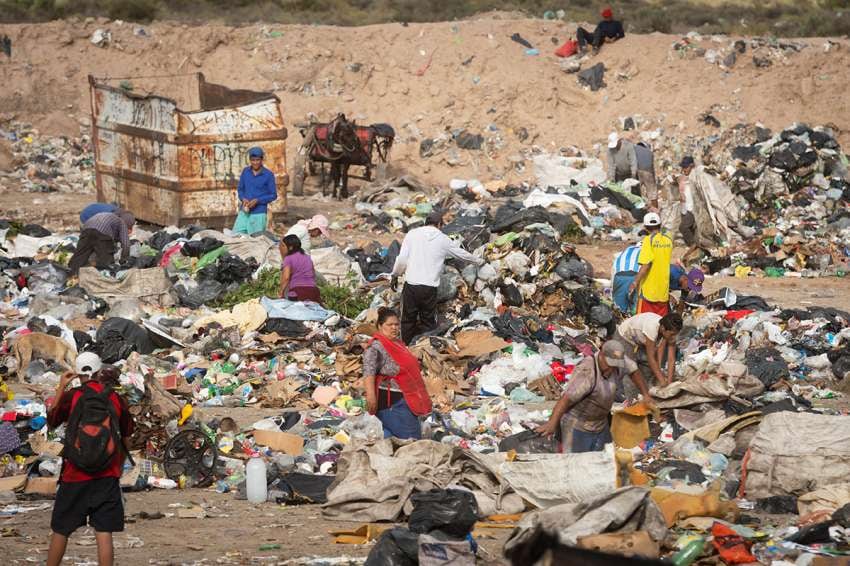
[377,398,422,440]
[570,426,612,453]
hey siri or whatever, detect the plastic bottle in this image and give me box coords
[670,537,706,566]
[246,456,267,504]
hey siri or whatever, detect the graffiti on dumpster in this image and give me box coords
[186,144,253,182]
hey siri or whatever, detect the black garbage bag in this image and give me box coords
[181,237,224,258]
[833,503,850,528]
[590,304,614,327]
[73,330,94,352]
[20,224,51,237]
[267,472,335,504]
[175,280,224,308]
[147,230,181,251]
[261,318,307,337]
[498,430,558,454]
[455,131,484,150]
[492,312,532,343]
[408,488,479,537]
[216,254,256,285]
[132,254,159,269]
[755,495,798,515]
[832,355,850,380]
[442,214,490,251]
[555,257,591,281]
[493,204,577,235]
[437,267,463,304]
[94,317,156,363]
[350,240,401,282]
[365,528,420,566]
[577,62,605,91]
[500,282,523,307]
[745,347,789,388]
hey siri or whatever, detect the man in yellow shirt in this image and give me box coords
[629,212,673,316]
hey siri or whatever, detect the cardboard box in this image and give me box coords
[252,429,304,456]
[0,475,28,492]
[24,477,58,496]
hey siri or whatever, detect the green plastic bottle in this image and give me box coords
[671,538,706,566]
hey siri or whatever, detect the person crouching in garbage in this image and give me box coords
[535,340,653,453]
[363,307,432,439]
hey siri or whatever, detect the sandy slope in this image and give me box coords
[0,16,848,187]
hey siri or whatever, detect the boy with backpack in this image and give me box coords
[46,365,135,566]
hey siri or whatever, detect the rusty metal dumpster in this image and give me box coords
[89,73,288,227]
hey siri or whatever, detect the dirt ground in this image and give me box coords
[2,489,515,565]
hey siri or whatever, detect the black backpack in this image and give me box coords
[63,384,134,474]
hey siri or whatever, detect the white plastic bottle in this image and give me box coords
[246,456,267,504]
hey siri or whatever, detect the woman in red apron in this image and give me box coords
[363,307,432,439]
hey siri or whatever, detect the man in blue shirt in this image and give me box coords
[80,203,120,224]
[232,147,277,235]
[611,241,641,313]
[669,265,704,313]
[577,7,625,54]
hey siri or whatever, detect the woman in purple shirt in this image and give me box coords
[279,234,321,303]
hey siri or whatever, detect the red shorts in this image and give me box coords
[637,297,669,316]
[287,286,322,304]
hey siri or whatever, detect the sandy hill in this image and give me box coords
[1,16,848,186]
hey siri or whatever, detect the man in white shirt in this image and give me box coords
[391,211,484,344]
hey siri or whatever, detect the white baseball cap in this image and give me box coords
[643,212,661,227]
[607,132,620,148]
[75,352,102,375]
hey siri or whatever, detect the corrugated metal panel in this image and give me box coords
[89,73,287,227]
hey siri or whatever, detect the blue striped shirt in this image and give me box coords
[612,244,642,278]
[83,213,131,259]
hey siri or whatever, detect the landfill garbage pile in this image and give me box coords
[0,121,94,195]
[671,32,810,71]
[697,123,850,277]
[2,179,850,564]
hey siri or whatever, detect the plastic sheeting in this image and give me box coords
[504,486,667,552]
[532,155,606,191]
[745,412,850,498]
[260,297,334,321]
[79,266,172,304]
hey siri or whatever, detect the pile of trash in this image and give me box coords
[1,118,850,564]
[671,32,809,70]
[0,121,94,195]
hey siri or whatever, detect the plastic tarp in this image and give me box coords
[532,155,606,189]
[744,412,850,498]
[504,486,667,552]
[475,446,618,509]
[522,188,590,224]
[323,439,523,523]
[260,297,334,321]
[322,439,618,524]
[192,229,282,266]
[78,267,172,304]
[310,246,365,286]
[2,234,68,258]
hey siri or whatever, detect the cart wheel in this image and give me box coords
[292,152,307,196]
[162,429,218,488]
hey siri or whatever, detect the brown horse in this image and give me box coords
[292,113,394,199]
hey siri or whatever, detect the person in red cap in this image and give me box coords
[576,7,625,54]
